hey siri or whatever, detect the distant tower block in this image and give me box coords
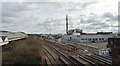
[66,15,68,34]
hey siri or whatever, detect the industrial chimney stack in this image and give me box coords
[66,15,68,35]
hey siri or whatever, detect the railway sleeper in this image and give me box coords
[59,56,69,65]
[79,55,96,66]
[70,55,91,66]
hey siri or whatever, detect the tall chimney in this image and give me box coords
[66,15,68,34]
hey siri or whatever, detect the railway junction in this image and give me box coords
[41,38,112,66]
[1,32,112,65]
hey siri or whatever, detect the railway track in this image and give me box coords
[43,40,90,66]
[94,54,112,62]
[43,46,63,65]
[71,51,112,66]
[44,43,79,65]
[51,46,79,65]
[42,39,112,66]
[43,39,98,66]
[87,54,112,65]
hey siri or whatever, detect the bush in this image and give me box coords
[3,38,43,64]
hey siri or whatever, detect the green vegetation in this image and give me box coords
[3,38,43,64]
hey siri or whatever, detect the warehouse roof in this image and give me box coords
[81,32,112,35]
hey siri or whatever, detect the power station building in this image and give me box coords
[62,29,114,43]
[62,15,115,43]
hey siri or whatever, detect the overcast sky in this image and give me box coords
[0,0,119,34]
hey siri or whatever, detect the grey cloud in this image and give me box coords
[90,22,106,26]
[2,2,38,18]
[65,1,97,12]
[68,12,118,32]
[103,12,118,21]
[1,2,118,34]
[81,1,97,8]
[34,2,96,12]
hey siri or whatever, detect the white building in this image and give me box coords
[61,29,114,43]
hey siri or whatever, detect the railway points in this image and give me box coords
[42,38,112,66]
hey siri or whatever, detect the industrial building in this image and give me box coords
[61,29,114,43]
[61,15,115,43]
